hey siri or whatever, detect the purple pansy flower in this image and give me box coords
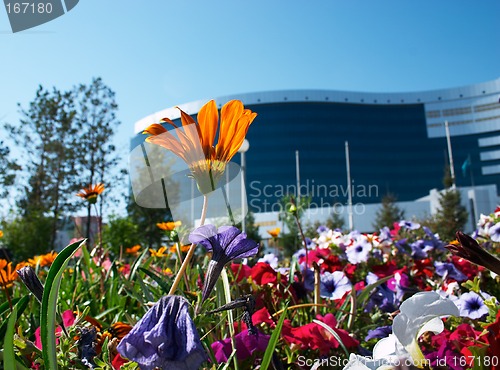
[189,225,259,302]
[410,239,434,259]
[399,220,421,230]
[211,329,270,363]
[488,222,500,242]
[316,225,328,234]
[456,291,491,319]
[365,325,392,341]
[346,238,372,264]
[258,253,278,269]
[434,261,467,282]
[378,226,391,242]
[320,271,352,300]
[117,295,206,370]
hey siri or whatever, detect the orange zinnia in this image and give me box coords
[267,227,281,238]
[169,244,191,254]
[125,245,141,255]
[143,100,257,194]
[76,183,105,204]
[0,259,18,289]
[149,246,169,258]
[156,221,182,231]
[28,251,58,268]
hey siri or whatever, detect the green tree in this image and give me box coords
[102,214,142,255]
[236,209,261,244]
[278,194,310,257]
[326,209,345,231]
[433,188,468,242]
[6,86,80,250]
[1,212,53,262]
[373,193,404,230]
[73,78,121,241]
[0,139,20,198]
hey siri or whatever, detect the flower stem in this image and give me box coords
[168,195,209,296]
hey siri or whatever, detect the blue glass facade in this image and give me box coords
[131,80,500,212]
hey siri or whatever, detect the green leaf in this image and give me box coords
[312,319,350,357]
[357,275,394,306]
[0,297,30,342]
[3,299,29,369]
[0,298,21,316]
[260,302,288,370]
[40,239,85,370]
[138,267,171,295]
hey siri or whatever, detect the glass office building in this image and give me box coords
[131,79,500,214]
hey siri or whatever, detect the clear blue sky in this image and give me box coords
[1,0,499,214]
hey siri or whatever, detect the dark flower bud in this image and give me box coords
[446,231,500,276]
[16,266,44,303]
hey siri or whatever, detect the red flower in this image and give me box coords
[230,263,252,282]
[372,260,398,278]
[344,264,357,279]
[485,310,500,369]
[282,314,358,355]
[321,254,344,273]
[250,262,280,285]
[252,307,275,328]
[451,256,484,279]
[111,354,129,369]
[303,248,331,267]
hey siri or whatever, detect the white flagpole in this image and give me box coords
[445,120,456,189]
[345,141,354,230]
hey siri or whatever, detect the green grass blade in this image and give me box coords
[0,298,21,316]
[356,275,394,306]
[40,239,85,370]
[138,267,171,294]
[3,300,29,369]
[0,297,29,342]
[312,319,349,357]
[260,302,288,370]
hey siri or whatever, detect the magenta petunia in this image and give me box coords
[211,329,270,363]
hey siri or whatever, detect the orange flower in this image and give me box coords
[143,100,257,194]
[0,259,18,289]
[169,244,191,254]
[28,251,58,268]
[107,322,132,340]
[267,227,281,238]
[156,221,182,231]
[125,245,141,255]
[76,183,105,204]
[149,246,169,258]
[0,230,3,238]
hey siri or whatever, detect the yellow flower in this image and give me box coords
[267,227,281,238]
[28,251,58,268]
[143,100,257,194]
[0,230,3,238]
[169,244,191,254]
[125,245,141,255]
[156,221,182,231]
[149,246,169,258]
[0,260,17,289]
[163,267,173,276]
[76,183,105,204]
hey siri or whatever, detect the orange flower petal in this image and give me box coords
[143,123,167,136]
[197,100,218,158]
